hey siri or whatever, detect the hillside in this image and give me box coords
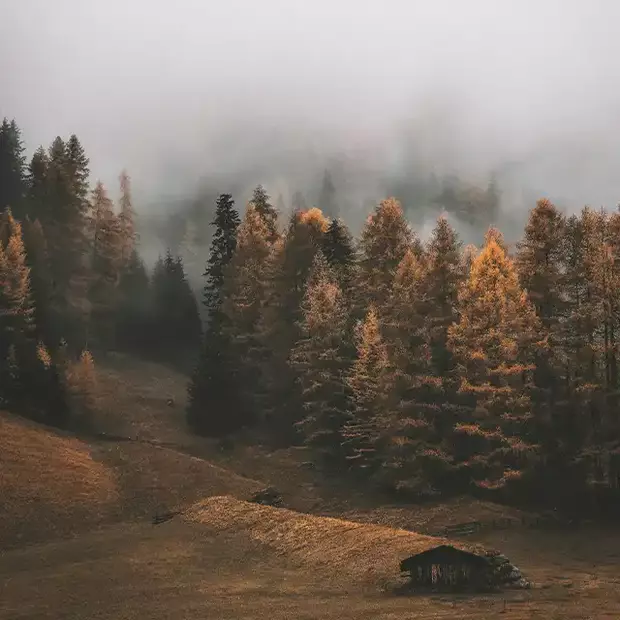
[0,413,118,549]
[4,355,620,618]
[3,496,620,619]
[0,409,262,550]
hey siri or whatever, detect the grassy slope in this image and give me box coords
[3,354,620,618]
[2,497,620,619]
[0,413,118,549]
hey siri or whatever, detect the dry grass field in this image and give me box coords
[2,497,620,619]
[2,354,620,619]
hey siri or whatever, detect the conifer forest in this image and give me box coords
[3,115,620,518]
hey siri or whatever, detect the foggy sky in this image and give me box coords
[4,0,620,218]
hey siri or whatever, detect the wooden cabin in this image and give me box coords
[400,544,494,591]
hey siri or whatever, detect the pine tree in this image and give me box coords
[343,306,393,477]
[202,194,240,315]
[515,199,567,453]
[187,193,241,436]
[319,170,338,218]
[250,185,279,243]
[151,251,201,356]
[0,119,26,221]
[0,210,36,411]
[44,134,92,344]
[423,216,464,377]
[26,147,49,225]
[321,217,355,291]
[22,218,54,344]
[289,252,352,465]
[118,170,136,268]
[380,249,444,493]
[221,204,272,429]
[258,207,329,443]
[116,248,151,351]
[447,228,544,491]
[89,182,123,347]
[357,197,414,315]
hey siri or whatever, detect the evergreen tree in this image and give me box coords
[45,134,91,344]
[258,207,329,443]
[357,197,414,315]
[515,199,567,451]
[380,249,445,493]
[151,251,201,356]
[343,306,393,477]
[319,169,338,218]
[187,193,241,436]
[22,218,54,344]
[26,147,49,224]
[201,194,240,315]
[118,170,136,268]
[221,204,272,430]
[116,248,151,351]
[289,252,352,465]
[250,185,279,243]
[0,211,36,411]
[447,228,544,491]
[321,217,355,291]
[0,119,26,220]
[89,182,123,347]
[423,216,464,377]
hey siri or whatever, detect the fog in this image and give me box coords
[4,0,620,242]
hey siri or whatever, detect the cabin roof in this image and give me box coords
[400,544,491,571]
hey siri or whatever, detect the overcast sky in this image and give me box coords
[3,0,620,212]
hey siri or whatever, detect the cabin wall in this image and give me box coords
[407,561,489,589]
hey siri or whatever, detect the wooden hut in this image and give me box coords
[400,544,494,591]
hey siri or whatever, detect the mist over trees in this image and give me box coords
[5,110,620,519]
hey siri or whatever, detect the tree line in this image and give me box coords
[5,114,620,513]
[188,185,620,513]
[0,117,201,427]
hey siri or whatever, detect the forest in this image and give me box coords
[2,116,620,517]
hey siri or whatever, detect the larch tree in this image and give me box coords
[515,199,567,454]
[118,170,136,268]
[423,216,464,378]
[250,185,279,244]
[22,218,54,345]
[0,211,36,411]
[89,182,123,347]
[343,306,393,478]
[380,249,447,494]
[258,207,329,443]
[357,197,415,317]
[289,252,352,466]
[187,193,242,436]
[447,228,545,491]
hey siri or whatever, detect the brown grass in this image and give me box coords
[0,412,118,549]
[2,498,620,619]
[183,495,485,587]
